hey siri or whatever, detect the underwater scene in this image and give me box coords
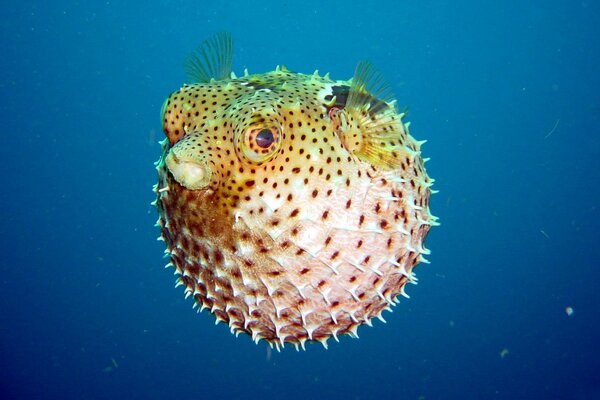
[1,1,599,399]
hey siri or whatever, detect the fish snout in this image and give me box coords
[165,146,212,190]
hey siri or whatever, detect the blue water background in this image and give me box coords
[1,1,599,399]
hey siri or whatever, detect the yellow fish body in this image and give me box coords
[154,32,438,350]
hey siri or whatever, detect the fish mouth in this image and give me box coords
[165,151,212,190]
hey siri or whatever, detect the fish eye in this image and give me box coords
[237,125,282,164]
[256,129,274,148]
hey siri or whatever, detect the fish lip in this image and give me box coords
[165,151,212,190]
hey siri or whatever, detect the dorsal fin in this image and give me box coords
[346,60,396,110]
[184,31,233,83]
[340,61,408,170]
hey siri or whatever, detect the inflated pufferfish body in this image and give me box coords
[154,32,438,350]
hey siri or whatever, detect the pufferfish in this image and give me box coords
[153,32,438,350]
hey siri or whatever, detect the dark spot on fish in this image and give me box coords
[324,84,389,116]
[324,85,350,110]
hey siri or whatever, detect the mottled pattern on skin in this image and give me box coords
[154,33,438,350]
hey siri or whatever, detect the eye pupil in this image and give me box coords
[255,129,274,148]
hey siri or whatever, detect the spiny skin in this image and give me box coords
[155,68,436,350]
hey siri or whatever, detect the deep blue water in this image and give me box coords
[1,1,599,399]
